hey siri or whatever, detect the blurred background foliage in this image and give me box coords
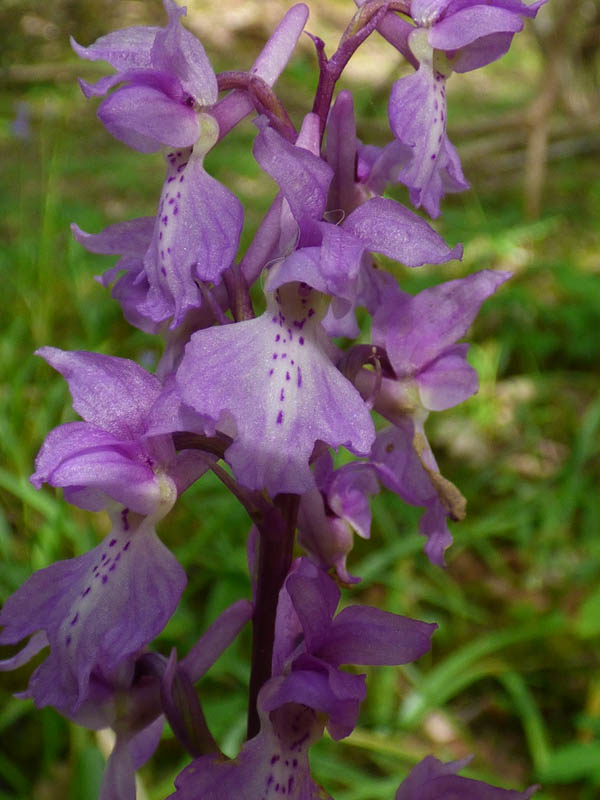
[0,0,599,798]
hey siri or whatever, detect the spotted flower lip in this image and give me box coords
[177,281,375,495]
[0,505,186,714]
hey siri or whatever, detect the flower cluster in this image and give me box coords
[1,1,546,798]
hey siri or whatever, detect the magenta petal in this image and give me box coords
[98,85,200,151]
[318,606,436,667]
[343,196,463,266]
[36,348,162,438]
[285,561,340,654]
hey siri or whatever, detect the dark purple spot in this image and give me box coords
[267,775,274,787]
[173,206,179,215]
[169,198,175,205]
[109,538,117,547]
[308,308,315,317]
[288,776,294,792]
[82,586,91,597]
[159,231,163,240]
[109,564,116,571]
[65,635,71,647]
[167,176,175,183]
[184,96,194,107]
[71,613,79,626]
[269,369,274,376]
[275,334,280,342]
[290,359,295,365]
[123,540,131,551]
[177,192,181,199]
[273,353,278,360]
[292,759,298,768]
[270,755,280,765]
[431,154,436,160]
[297,367,302,387]
[121,509,130,531]
[280,389,285,401]
[299,337,304,346]
[285,371,290,381]
[115,552,121,563]
[277,411,283,424]
[102,575,108,584]
[179,174,185,182]
[161,267,167,276]
[275,785,280,792]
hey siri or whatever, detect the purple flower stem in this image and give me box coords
[217,71,297,142]
[247,492,299,739]
[311,0,411,141]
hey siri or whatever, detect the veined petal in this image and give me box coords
[70,27,158,70]
[0,505,184,712]
[343,196,463,265]
[36,348,162,438]
[178,284,374,495]
[142,144,243,328]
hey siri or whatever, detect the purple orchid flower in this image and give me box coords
[381,0,547,216]
[354,270,510,564]
[170,558,436,798]
[178,279,375,496]
[0,348,210,713]
[298,451,379,583]
[253,110,462,337]
[73,0,218,152]
[395,754,539,799]
[73,3,310,329]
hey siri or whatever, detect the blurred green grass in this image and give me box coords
[1,2,600,799]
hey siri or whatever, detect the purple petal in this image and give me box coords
[253,120,333,227]
[377,270,511,375]
[70,28,157,70]
[31,422,161,514]
[325,91,363,215]
[35,348,162,438]
[71,218,154,256]
[150,0,217,106]
[430,5,523,50]
[318,605,436,666]
[396,755,538,800]
[98,84,200,151]
[343,196,463,266]
[181,599,253,681]
[178,284,374,495]
[285,560,340,654]
[417,343,478,410]
[0,510,185,712]
[251,3,309,86]
[328,462,379,539]
[142,148,243,328]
